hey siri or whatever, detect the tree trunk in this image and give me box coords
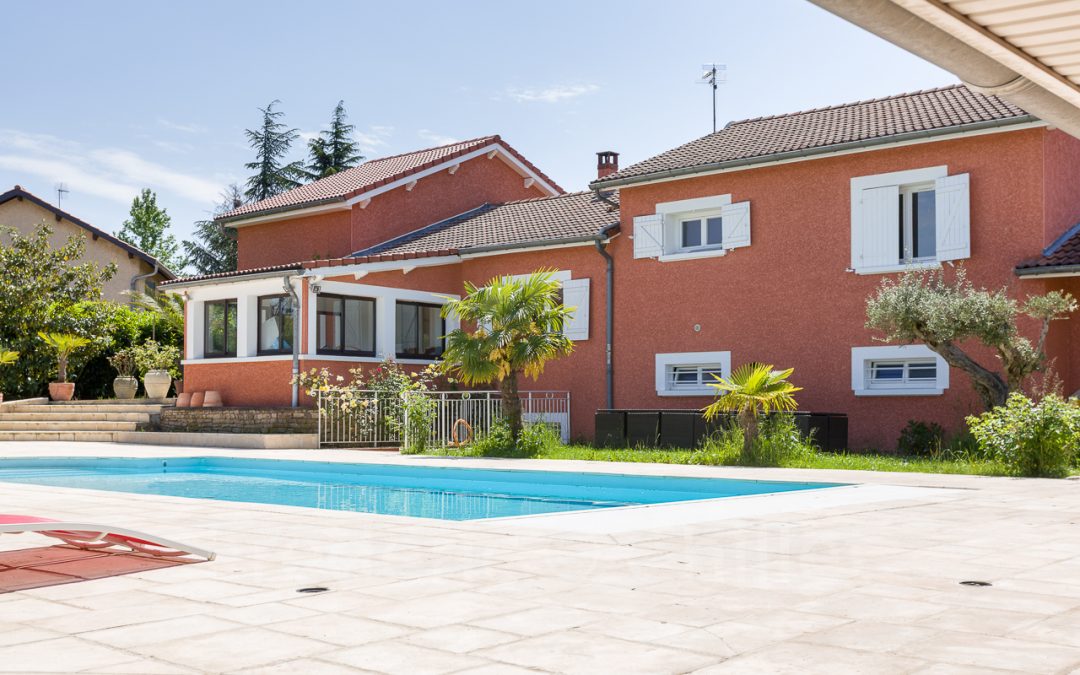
[739,406,757,462]
[58,356,68,384]
[499,371,523,444]
[929,341,1008,409]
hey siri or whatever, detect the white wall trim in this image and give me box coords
[655,351,731,397]
[655,194,732,215]
[658,249,728,263]
[851,344,949,397]
[850,165,947,193]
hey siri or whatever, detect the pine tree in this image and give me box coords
[182,184,242,274]
[306,100,364,179]
[244,100,305,202]
[116,188,184,272]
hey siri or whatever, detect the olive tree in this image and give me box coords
[866,268,1075,410]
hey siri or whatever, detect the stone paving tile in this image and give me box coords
[916,606,1045,636]
[81,614,245,649]
[400,624,519,654]
[470,605,611,636]
[797,620,940,652]
[266,612,413,646]
[0,636,136,673]
[360,591,535,629]
[127,626,331,672]
[691,641,926,674]
[893,632,1080,674]
[475,629,718,674]
[322,641,490,674]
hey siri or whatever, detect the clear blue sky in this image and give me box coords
[1,0,954,265]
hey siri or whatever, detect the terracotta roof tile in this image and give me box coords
[220,135,562,221]
[1017,223,1080,273]
[593,85,1030,186]
[160,262,302,286]
[354,191,620,257]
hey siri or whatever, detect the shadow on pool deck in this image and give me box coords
[0,546,200,593]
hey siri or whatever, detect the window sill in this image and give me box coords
[658,249,728,263]
[656,389,715,397]
[853,261,941,276]
[854,388,944,397]
[300,354,438,366]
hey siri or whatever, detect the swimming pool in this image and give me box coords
[0,457,843,521]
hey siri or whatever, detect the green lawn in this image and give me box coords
[425,443,1030,476]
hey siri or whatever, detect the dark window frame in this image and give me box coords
[316,293,377,357]
[395,300,446,360]
[203,299,237,358]
[256,294,294,356]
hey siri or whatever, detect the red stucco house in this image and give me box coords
[163,85,1080,449]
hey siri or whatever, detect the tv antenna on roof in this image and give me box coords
[55,183,69,207]
[698,64,727,133]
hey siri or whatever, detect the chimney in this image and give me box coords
[596,151,619,180]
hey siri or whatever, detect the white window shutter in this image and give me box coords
[720,200,751,249]
[935,173,971,262]
[632,214,664,258]
[561,278,590,341]
[855,185,900,271]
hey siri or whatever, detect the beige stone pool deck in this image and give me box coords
[0,442,1079,674]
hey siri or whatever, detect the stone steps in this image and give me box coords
[0,420,139,432]
[0,412,151,422]
[0,431,120,442]
[2,404,165,415]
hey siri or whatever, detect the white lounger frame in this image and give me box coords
[0,522,215,561]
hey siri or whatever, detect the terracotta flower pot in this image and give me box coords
[112,376,138,400]
[143,370,172,399]
[48,382,75,401]
[202,391,223,408]
[189,391,205,408]
[176,392,192,408]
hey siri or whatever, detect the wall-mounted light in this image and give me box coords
[311,284,322,295]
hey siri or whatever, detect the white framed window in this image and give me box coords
[655,351,731,396]
[851,345,948,397]
[633,194,751,262]
[850,166,970,275]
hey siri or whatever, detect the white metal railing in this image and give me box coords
[404,390,571,450]
[317,389,403,448]
[317,388,571,449]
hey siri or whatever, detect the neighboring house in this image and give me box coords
[163,86,1080,449]
[0,186,175,300]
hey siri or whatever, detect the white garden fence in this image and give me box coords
[317,389,571,449]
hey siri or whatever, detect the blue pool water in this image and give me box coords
[0,457,843,521]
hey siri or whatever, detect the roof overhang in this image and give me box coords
[160,266,303,291]
[1015,265,1080,279]
[590,116,1040,190]
[222,142,561,229]
[809,0,1080,140]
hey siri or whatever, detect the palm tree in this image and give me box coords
[441,271,575,443]
[703,363,802,461]
[37,333,90,383]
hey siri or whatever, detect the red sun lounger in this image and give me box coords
[0,514,214,561]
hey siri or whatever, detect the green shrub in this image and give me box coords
[693,414,814,467]
[967,393,1080,478]
[131,340,181,378]
[450,420,563,458]
[897,420,945,456]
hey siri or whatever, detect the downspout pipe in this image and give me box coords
[283,274,301,407]
[129,263,159,300]
[594,238,614,409]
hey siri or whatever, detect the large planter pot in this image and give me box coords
[48,382,75,401]
[143,370,172,399]
[112,376,138,400]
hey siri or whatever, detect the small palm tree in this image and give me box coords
[703,363,802,461]
[441,270,575,443]
[37,333,91,383]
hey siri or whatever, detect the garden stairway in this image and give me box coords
[0,399,172,442]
